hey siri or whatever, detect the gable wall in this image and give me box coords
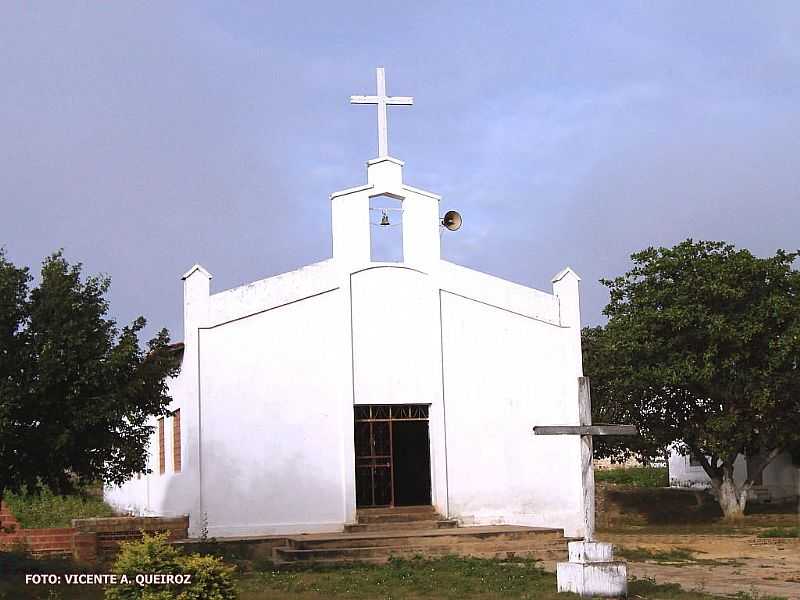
[439,290,584,537]
[197,288,349,537]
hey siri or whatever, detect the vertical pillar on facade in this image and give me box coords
[180,264,212,537]
[401,185,441,272]
[331,186,372,272]
[552,266,586,538]
[552,267,583,379]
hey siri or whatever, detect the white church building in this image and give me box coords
[668,449,799,503]
[106,69,588,539]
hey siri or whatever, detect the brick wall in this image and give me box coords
[0,502,188,563]
[72,516,189,561]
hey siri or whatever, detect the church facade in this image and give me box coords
[106,72,588,539]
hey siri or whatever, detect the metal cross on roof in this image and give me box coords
[350,67,413,158]
[533,377,637,542]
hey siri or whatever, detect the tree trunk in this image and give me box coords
[715,468,748,520]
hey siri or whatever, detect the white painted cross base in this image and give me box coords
[557,541,627,598]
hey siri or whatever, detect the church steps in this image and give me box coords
[287,527,561,550]
[273,526,567,565]
[344,519,458,533]
[274,538,566,564]
[356,508,441,524]
[357,505,438,516]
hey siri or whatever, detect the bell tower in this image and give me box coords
[331,68,443,273]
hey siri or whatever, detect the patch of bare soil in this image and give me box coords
[603,532,800,599]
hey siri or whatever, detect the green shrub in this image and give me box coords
[594,467,668,487]
[4,484,114,528]
[177,554,238,600]
[104,532,237,600]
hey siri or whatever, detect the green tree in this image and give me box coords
[591,240,800,519]
[0,249,180,503]
[581,325,666,465]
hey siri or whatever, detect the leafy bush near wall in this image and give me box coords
[594,467,669,488]
[105,532,237,600]
[5,485,115,528]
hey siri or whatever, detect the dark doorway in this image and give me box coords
[392,420,431,506]
[354,404,432,508]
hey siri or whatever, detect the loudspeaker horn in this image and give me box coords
[441,210,462,231]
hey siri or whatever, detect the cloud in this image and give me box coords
[1,2,798,339]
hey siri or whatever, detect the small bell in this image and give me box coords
[379,211,390,226]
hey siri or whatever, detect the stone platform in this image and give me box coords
[178,506,570,566]
[276,506,568,565]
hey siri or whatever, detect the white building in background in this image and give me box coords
[105,69,588,539]
[668,449,799,503]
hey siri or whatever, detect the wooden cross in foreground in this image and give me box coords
[533,377,637,542]
[350,67,414,157]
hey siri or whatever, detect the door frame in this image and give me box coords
[354,404,430,508]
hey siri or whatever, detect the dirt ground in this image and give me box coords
[586,486,800,598]
[603,532,799,599]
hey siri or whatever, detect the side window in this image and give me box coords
[158,417,165,475]
[173,409,182,473]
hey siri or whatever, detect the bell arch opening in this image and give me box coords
[369,195,403,263]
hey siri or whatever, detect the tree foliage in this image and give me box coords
[587,240,800,518]
[582,325,665,464]
[0,249,181,498]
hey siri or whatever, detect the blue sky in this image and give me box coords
[1,3,798,341]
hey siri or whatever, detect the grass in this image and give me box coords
[4,485,115,529]
[615,545,696,563]
[594,466,669,487]
[0,549,98,600]
[757,526,799,539]
[236,556,734,599]
[240,556,554,599]
[0,551,740,600]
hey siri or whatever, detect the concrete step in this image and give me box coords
[357,512,443,524]
[287,527,561,551]
[274,539,566,564]
[357,505,437,515]
[274,525,567,565]
[344,519,458,533]
[356,506,439,524]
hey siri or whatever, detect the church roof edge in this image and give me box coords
[182,264,213,280]
[551,266,581,283]
[330,183,374,200]
[401,184,441,201]
[367,156,405,167]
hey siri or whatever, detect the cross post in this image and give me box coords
[350,67,413,157]
[533,377,637,541]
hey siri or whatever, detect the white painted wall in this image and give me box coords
[351,266,440,407]
[198,290,347,537]
[107,152,588,539]
[439,290,584,537]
